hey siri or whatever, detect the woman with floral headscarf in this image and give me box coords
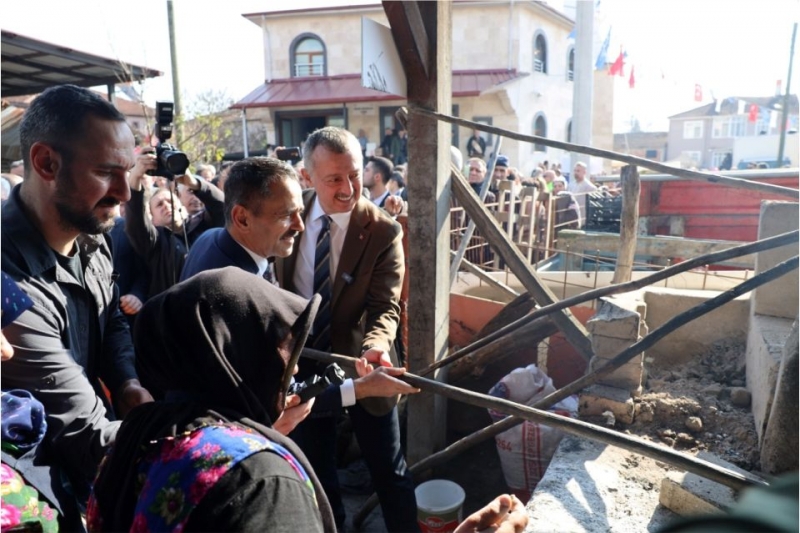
[87,268,335,532]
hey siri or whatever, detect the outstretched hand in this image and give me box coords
[454,494,527,533]
[353,364,420,400]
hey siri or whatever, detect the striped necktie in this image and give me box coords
[310,215,332,351]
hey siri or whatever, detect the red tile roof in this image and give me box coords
[231,69,526,109]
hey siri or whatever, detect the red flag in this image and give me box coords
[629,65,635,88]
[694,84,702,102]
[748,104,759,123]
[608,51,624,76]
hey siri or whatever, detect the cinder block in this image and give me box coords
[579,384,634,424]
[591,334,643,359]
[752,201,799,319]
[587,298,646,340]
[590,355,643,390]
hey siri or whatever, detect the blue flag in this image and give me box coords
[595,27,611,70]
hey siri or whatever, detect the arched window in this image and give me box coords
[533,33,548,74]
[566,119,572,143]
[567,48,575,81]
[533,114,547,152]
[290,34,326,77]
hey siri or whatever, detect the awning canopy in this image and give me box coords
[1,30,162,97]
[232,69,527,109]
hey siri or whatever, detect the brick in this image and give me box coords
[579,384,634,424]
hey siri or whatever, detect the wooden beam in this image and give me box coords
[382,1,430,92]
[421,228,799,377]
[450,162,595,361]
[401,2,429,77]
[303,349,767,493]
[556,231,755,268]
[613,165,641,284]
[411,107,800,200]
[387,0,452,466]
[451,251,519,299]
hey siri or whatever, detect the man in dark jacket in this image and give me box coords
[1,84,153,513]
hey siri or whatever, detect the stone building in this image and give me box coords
[232,1,613,175]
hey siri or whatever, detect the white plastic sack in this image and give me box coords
[488,364,578,499]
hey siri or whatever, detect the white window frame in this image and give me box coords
[683,120,704,139]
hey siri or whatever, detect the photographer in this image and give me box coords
[125,149,222,299]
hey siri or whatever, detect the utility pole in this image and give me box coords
[167,0,184,145]
[572,0,594,173]
[777,22,797,167]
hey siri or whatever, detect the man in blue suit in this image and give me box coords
[180,157,304,283]
[181,157,415,434]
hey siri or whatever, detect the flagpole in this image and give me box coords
[777,22,797,167]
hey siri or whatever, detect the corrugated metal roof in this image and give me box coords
[1,30,162,97]
[231,69,526,109]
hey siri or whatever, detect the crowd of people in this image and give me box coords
[0,84,528,533]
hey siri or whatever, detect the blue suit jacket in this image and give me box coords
[180,228,259,282]
[179,227,343,413]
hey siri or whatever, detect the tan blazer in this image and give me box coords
[277,190,404,416]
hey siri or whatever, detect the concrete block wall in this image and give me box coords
[746,200,799,444]
[751,201,799,319]
[643,288,750,369]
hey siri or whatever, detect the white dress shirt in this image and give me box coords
[292,196,356,407]
[293,197,352,299]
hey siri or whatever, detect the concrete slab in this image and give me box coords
[659,451,757,517]
[526,435,679,532]
[643,288,749,368]
[745,313,794,443]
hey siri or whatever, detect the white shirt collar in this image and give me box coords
[310,196,352,232]
[371,190,390,207]
[230,233,270,277]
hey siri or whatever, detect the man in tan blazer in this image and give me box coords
[277,127,418,532]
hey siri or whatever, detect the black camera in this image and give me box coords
[275,146,301,162]
[153,101,190,180]
[288,363,346,403]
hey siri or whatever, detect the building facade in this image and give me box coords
[666,95,799,170]
[232,1,613,176]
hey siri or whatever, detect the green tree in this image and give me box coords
[178,89,234,167]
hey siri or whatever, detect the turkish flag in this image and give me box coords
[608,52,625,77]
[694,84,702,102]
[748,104,759,123]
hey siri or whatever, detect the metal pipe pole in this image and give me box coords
[166,0,184,145]
[778,23,797,166]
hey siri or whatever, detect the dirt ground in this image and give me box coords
[342,338,760,531]
[631,339,760,472]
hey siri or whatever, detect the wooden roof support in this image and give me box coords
[383,0,453,465]
[450,162,596,362]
